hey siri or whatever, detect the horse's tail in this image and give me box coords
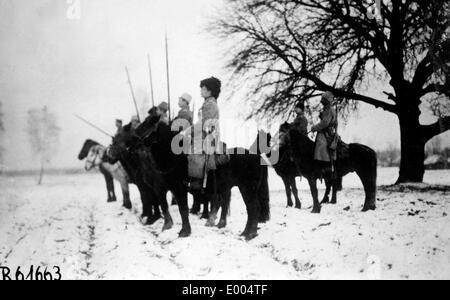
[258,163,270,223]
[351,143,377,210]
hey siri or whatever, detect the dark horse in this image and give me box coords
[271,123,377,213]
[78,139,131,208]
[126,115,270,240]
[251,129,341,209]
[106,126,173,230]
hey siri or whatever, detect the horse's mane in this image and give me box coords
[289,128,315,155]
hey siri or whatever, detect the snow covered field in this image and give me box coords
[0,168,449,280]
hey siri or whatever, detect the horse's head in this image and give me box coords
[78,139,99,160]
[85,145,105,171]
[134,113,161,142]
[249,129,272,155]
[278,122,292,148]
[106,123,136,164]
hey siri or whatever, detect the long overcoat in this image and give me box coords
[311,105,337,162]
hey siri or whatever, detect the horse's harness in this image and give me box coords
[85,146,103,171]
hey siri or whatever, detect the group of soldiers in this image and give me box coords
[113,76,339,186]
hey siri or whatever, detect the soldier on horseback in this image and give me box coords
[311,91,339,174]
[175,93,193,125]
[187,77,223,191]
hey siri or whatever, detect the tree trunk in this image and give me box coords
[396,106,425,184]
[38,160,45,185]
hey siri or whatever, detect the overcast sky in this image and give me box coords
[0,0,447,171]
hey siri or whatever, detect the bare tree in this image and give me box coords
[211,0,450,183]
[26,106,60,185]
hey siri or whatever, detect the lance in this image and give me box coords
[165,32,172,121]
[147,54,155,108]
[74,114,114,138]
[192,99,196,124]
[125,67,141,122]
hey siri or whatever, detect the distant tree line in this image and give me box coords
[377,135,450,169]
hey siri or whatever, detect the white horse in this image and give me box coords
[78,139,132,209]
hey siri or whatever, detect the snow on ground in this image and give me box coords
[0,168,449,280]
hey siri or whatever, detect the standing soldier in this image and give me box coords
[311,92,338,173]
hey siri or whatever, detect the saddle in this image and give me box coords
[187,141,230,180]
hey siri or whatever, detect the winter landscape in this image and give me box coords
[1,0,450,282]
[1,168,449,280]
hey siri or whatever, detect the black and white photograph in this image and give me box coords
[0,0,449,282]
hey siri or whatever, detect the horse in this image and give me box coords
[268,123,377,213]
[251,128,343,209]
[105,128,173,229]
[78,139,132,209]
[250,129,302,208]
[118,114,270,240]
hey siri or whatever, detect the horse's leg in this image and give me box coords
[137,185,152,222]
[307,177,321,214]
[291,178,302,209]
[153,197,162,219]
[159,188,173,231]
[205,171,220,227]
[282,177,294,208]
[190,192,201,215]
[200,194,210,219]
[217,190,231,229]
[238,185,259,240]
[321,175,331,204]
[357,169,377,212]
[205,193,219,227]
[330,172,338,204]
[120,181,132,209]
[172,184,191,237]
[171,193,177,206]
[102,170,116,203]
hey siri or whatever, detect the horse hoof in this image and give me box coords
[320,198,330,205]
[295,203,302,209]
[311,207,321,214]
[123,202,132,210]
[244,232,258,241]
[287,202,294,208]
[107,199,117,203]
[205,220,216,227]
[217,221,226,229]
[148,215,161,225]
[200,213,209,220]
[178,229,191,238]
[362,204,376,212]
[162,221,173,231]
[330,200,337,205]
